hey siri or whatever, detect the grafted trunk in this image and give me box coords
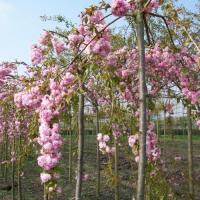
[136,3,147,200]
[75,93,84,200]
[187,107,194,199]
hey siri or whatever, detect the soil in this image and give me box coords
[0,135,200,200]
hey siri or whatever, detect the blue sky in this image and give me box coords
[0,0,198,64]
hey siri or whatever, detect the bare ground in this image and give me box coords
[0,135,200,200]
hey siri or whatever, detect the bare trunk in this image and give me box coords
[0,140,4,178]
[96,106,100,198]
[163,111,166,154]
[156,113,159,141]
[4,134,8,183]
[182,118,185,136]
[69,112,72,184]
[187,107,194,199]
[136,4,147,200]
[114,138,119,200]
[12,137,16,200]
[75,93,84,200]
[44,184,48,200]
[18,135,22,200]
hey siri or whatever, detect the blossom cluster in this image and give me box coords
[128,134,140,162]
[111,0,160,16]
[31,33,66,66]
[14,86,42,109]
[68,10,111,57]
[97,133,115,155]
[196,120,200,129]
[128,122,160,163]
[36,71,75,192]
[111,0,131,16]
[146,122,160,161]
[112,123,122,139]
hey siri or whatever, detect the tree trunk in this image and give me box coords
[187,107,194,199]
[136,3,147,200]
[156,113,159,141]
[163,111,166,154]
[114,138,119,200]
[69,112,72,184]
[18,135,22,200]
[75,93,84,200]
[0,141,3,177]
[96,105,100,198]
[44,184,48,200]
[4,134,8,183]
[12,137,16,200]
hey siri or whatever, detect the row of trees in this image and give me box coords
[0,0,199,199]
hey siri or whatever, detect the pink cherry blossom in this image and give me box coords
[31,44,43,65]
[40,172,52,183]
[111,0,130,16]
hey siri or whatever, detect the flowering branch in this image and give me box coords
[148,12,175,47]
[182,26,200,54]
[44,30,69,41]
[143,13,152,46]
[60,16,122,76]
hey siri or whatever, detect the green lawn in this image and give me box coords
[0,133,200,200]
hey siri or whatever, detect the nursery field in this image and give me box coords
[0,134,200,200]
[0,0,199,200]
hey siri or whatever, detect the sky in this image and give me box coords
[0,0,198,64]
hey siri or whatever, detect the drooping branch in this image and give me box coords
[143,0,152,10]
[148,12,176,47]
[45,30,69,40]
[182,26,200,53]
[59,16,122,76]
[12,61,29,66]
[143,13,152,46]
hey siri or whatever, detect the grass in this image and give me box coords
[0,133,200,200]
[159,134,200,141]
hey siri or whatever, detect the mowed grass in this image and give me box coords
[0,133,200,200]
[160,134,200,200]
[159,134,200,141]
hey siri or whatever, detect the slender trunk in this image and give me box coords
[0,141,4,177]
[111,99,119,200]
[114,139,119,200]
[44,184,48,200]
[75,93,84,200]
[163,111,166,154]
[136,4,147,200]
[96,106,100,198]
[69,113,72,184]
[12,137,16,200]
[18,135,22,200]
[156,113,159,141]
[182,121,185,136]
[4,134,8,184]
[187,107,194,199]
[170,116,174,141]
